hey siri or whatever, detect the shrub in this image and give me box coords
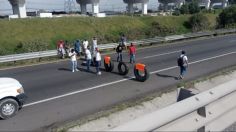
[146,21,176,37]
[173,9,181,16]
[188,1,200,14]
[179,1,200,15]
[217,5,236,28]
[180,4,189,14]
[188,13,210,32]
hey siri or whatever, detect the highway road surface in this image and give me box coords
[0,35,236,131]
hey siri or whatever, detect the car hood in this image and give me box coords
[0,78,22,91]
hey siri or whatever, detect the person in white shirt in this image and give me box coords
[95,48,102,75]
[68,49,79,72]
[178,50,189,79]
[92,37,97,54]
[83,39,89,51]
[85,46,92,71]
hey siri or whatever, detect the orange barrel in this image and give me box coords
[104,56,111,64]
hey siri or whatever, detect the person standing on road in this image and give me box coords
[68,49,79,72]
[85,46,92,72]
[83,39,89,51]
[116,43,123,62]
[120,34,127,50]
[91,37,98,66]
[57,40,66,59]
[129,43,136,64]
[74,39,81,56]
[92,37,98,54]
[95,48,102,75]
[177,50,189,79]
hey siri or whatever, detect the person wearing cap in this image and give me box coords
[129,43,136,64]
[95,48,102,75]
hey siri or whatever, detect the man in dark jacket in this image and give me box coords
[74,39,81,56]
[116,43,123,62]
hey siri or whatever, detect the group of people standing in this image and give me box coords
[57,37,101,75]
[57,34,189,80]
[116,34,136,64]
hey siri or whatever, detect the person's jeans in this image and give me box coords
[96,61,101,73]
[117,52,123,62]
[71,60,77,71]
[180,66,187,76]
[87,59,91,71]
[130,54,135,63]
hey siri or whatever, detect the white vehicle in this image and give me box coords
[0,78,27,119]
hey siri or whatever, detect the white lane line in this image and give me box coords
[229,40,236,43]
[24,51,236,107]
[140,50,181,59]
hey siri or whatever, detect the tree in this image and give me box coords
[218,5,236,27]
[180,4,189,14]
[188,0,200,14]
[229,0,236,4]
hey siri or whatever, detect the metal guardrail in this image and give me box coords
[110,79,236,131]
[0,29,235,63]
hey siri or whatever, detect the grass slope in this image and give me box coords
[0,15,217,55]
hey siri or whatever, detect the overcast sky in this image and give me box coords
[0,0,159,15]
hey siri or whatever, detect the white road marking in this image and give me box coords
[24,51,236,107]
[229,40,236,43]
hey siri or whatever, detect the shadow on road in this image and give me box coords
[58,68,71,71]
[156,73,179,80]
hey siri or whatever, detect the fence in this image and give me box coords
[110,79,236,131]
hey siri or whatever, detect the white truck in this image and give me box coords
[0,78,27,119]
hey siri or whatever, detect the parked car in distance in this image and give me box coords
[0,78,27,119]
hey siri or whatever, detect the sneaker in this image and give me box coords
[72,70,75,73]
[76,69,79,72]
[179,75,183,80]
[98,72,101,75]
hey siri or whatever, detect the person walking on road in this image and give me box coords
[85,46,92,72]
[129,43,136,64]
[95,48,102,75]
[68,49,79,72]
[116,43,123,62]
[177,50,189,79]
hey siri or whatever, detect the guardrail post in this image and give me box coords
[177,88,195,102]
[197,107,206,117]
[197,126,205,132]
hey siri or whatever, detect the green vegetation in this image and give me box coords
[179,0,200,15]
[218,5,236,28]
[188,13,210,32]
[0,14,217,55]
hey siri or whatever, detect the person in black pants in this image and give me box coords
[116,43,123,62]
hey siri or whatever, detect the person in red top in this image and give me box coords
[129,43,136,64]
[57,40,66,59]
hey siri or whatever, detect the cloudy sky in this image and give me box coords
[0,0,159,15]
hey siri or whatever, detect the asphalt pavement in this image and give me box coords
[0,35,236,131]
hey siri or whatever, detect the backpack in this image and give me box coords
[177,56,184,66]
